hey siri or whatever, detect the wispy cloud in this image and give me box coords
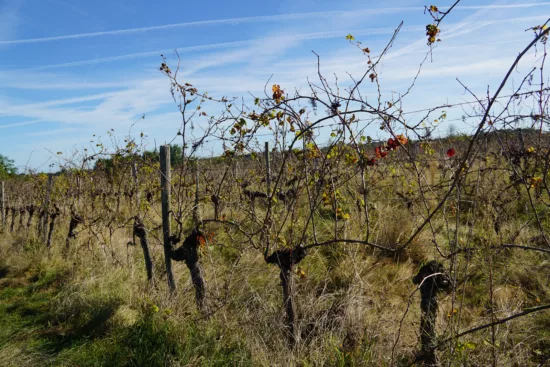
[0,72,132,90]
[12,11,546,73]
[11,27,407,72]
[367,14,547,68]
[0,92,119,114]
[457,2,550,9]
[0,119,43,129]
[2,0,549,170]
[1,13,539,130]
[21,40,254,71]
[2,3,549,45]
[24,127,78,136]
[0,77,172,131]
[0,8,420,46]
[0,23,466,72]
[0,0,23,44]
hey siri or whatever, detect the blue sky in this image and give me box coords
[0,0,549,171]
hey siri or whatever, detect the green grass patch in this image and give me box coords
[0,257,253,367]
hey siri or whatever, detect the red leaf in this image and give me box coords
[387,138,398,150]
[375,146,387,158]
[447,148,456,158]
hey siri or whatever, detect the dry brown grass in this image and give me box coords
[1,149,550,366]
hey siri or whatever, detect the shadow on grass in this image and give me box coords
[0,265,10,279]
[1,266,253,367]
[42,300,121,353]
[1,265,120,354]
[61,314,254,367]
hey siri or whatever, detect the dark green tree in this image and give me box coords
[142,145,183,167]
[169,144,183,167]
[0,154,17,179]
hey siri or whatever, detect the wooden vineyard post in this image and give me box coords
[40,174,53,242]
[160,145,176,293]
[1,181,5,230]
[263,141,271,257]
[232,160,238,181]
[193,160,200,226]
[264,142,271,196]
[131,162,141,211]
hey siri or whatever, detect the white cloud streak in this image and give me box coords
[19,27,416,71]
[11,11,546,73]
[1,2,549,45]
[2,0,549,170]
[0,119,43,129]
[22,40,254,71]
[0,92,118,113]
[0,0,22,43]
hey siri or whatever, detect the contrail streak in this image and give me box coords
[1,3,549,45]
[22,26,423,71]
[0,119,42,129]
[25,40,254,70]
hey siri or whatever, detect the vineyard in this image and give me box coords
[1,5,550,367]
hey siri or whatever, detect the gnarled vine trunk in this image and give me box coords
[169,228,207,311]
[64,211,83,255]
[133,217,154,283]
[266,244,307,347]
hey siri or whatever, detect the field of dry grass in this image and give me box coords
[1,132,550,366]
